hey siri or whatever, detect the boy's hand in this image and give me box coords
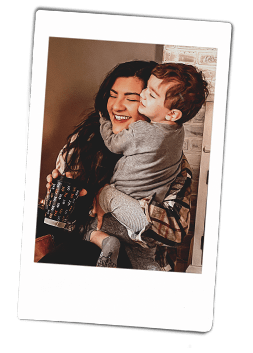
[91,185,108,230]
[98,111,104,120]
[93,197,106,231]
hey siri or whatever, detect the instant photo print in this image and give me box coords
[18,10,231,332]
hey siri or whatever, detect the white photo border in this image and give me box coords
[18,10,231,332]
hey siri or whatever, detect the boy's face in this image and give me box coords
[138,75,173,123]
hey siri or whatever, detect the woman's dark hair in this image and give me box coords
[62,60,157,224]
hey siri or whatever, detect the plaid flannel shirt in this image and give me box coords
[140,154,191,245]
[142,155,192,269]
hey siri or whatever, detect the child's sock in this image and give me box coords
[96,236,120,268]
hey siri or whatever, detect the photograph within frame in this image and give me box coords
[35,36,217,274]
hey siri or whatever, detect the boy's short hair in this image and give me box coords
[151,63,209,124]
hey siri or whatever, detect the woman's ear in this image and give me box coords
[165,109,182,122]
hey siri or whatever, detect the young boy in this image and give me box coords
[93,63,208,267]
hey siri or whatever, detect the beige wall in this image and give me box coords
[39,37,161,199]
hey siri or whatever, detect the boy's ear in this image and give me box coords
[165,109,182,122]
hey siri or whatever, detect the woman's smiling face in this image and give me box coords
[107,76,148,134]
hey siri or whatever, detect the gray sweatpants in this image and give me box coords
[99,184,150,246]
[84,213,161,271]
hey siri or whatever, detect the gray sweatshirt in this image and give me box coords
[100,117,184,203]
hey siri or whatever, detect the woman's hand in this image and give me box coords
[46,169,61,191]
[46,169,87,197]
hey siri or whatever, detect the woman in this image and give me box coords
[38,60,191,270]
